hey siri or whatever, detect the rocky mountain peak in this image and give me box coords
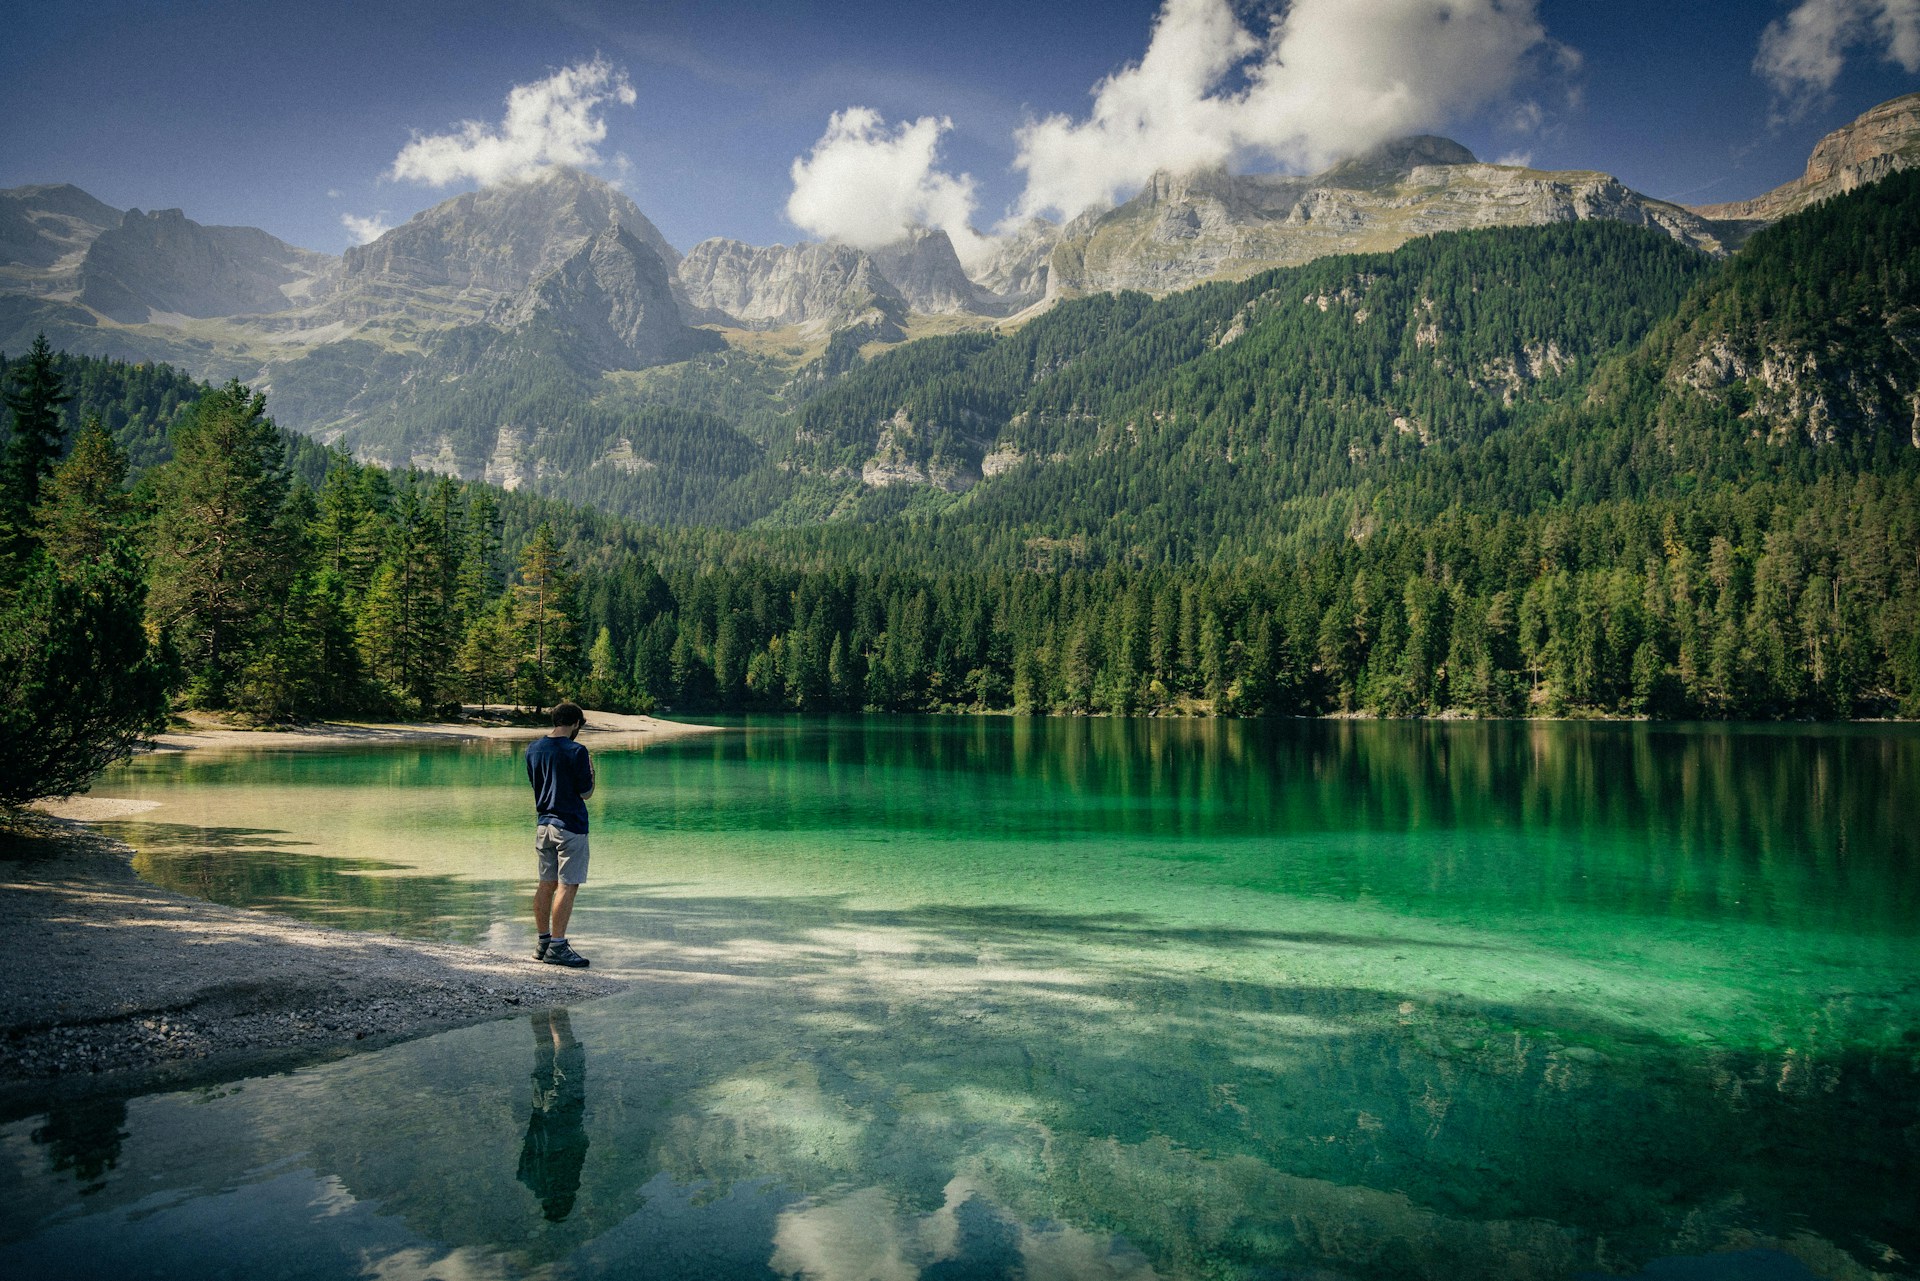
[676,238,907,336]
[1321,135,1479,189]
[1041,137,1724,300]
[1692,92,1920,224]
[498,224,719,371]
[334,168,679,321]
[970,218,1060,314]
[1803,92,1920,187]
[870,228,982,315]
[0,183,124,294]
[1138,165,1245,207]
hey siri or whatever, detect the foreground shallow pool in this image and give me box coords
[3,716,1916,1280]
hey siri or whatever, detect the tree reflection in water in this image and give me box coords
[31,1096,129,1195]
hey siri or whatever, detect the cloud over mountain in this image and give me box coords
[1012,0,1573,221]
[1756,0,1920,112]
[340,212,392,245]
[389,57,637,187]
[786,108,990,268]
[786,0,1575,257]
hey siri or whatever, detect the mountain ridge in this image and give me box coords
[7,92,1920,354]
[1690,92,1920,225]
[3,93,1918,480]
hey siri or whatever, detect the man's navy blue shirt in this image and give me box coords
[527,736,593,833]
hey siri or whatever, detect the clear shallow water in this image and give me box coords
[2,717,1916,1280]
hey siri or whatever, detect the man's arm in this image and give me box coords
[576,748,595,799]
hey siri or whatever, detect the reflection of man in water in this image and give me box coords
[517,1008,589,1222]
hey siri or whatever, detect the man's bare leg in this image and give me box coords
[549,882,580,939]
[534,879,558,935]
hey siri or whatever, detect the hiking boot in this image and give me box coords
[543,940,589,968]
[533,937,550,961]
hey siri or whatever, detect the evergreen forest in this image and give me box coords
[3,171,1918,795]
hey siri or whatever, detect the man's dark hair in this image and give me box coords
[551,702,585,728]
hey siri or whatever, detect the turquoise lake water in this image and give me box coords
[1,716,1916,1280]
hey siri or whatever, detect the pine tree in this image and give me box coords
[513,522,580,708]
[147,382,295,708]
[584,624,625,710]
[312,454,390,602]
[343,482,463,712]
[0,544,173,807]
[459,596,519,711]
[2,334,71,566]
[33,416,133,573]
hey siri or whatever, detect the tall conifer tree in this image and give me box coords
[147,382,295,708]
[33,416,132,572]
[513,522,580,708]
[1,334,70,567]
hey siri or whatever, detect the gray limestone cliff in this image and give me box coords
[1041,136,1729,299]
[968,219,1060,314]
[675,238,906,335]
[496,226,720,370]
[869,229,983,315]
[332,167,680,324]
[1691,92,1920,227]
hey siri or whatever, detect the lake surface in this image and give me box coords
[3,717,1916,1280]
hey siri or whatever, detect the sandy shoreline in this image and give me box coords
[0,712,718,1109]
[0,815,624,1109]
[147,708,720,753]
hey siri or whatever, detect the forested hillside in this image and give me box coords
[4,174,1917,727]
[282,218,1711,541]
[784,220,1710,556]
[574,178,1920,720]
[0,348,688,727]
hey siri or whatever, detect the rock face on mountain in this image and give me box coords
[970,219,1059,314]
[332,167,681,325]
[0,184,121,293]
[1691,92,1920,225]
[675,238,907,334]
[1044,136,1730,298]
[869,229,982,315]
[76,208,334,323]
[498,227,721,370]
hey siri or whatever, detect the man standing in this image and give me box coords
[527,702,594,967]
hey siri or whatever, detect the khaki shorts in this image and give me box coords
[535,824,590,885]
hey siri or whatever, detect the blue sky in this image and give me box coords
[4,0,1917,256]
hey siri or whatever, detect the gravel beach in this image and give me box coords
[0,711,715,1107]
[0,815,629,1108]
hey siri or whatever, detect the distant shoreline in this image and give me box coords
[144,709,723,754]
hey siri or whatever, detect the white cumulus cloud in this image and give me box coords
[786,107,992,267]
[389,57,637,187]
[1756,0,1920,111]
[341,212,392,245]
[1013,0,1572,222]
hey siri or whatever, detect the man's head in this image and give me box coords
[550,703,585,738]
